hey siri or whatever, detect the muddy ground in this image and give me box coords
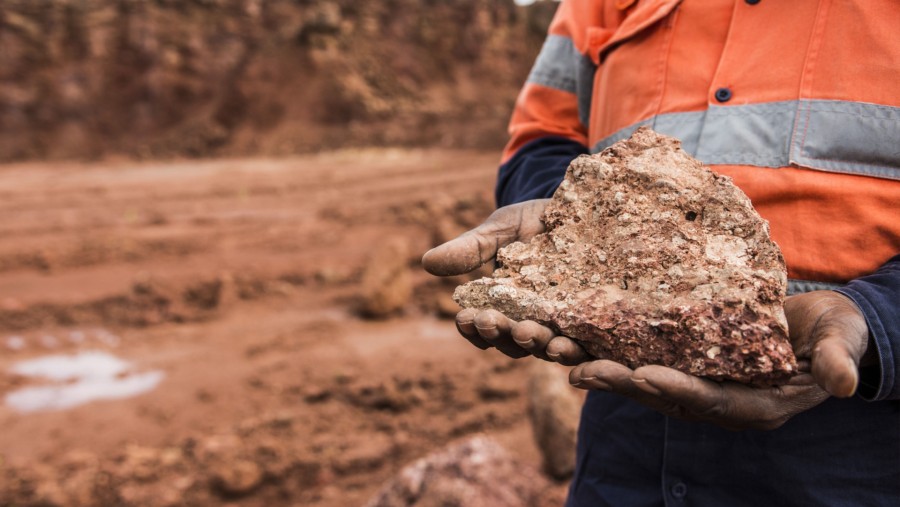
[0,150,571,506]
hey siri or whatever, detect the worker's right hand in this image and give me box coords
[422,199,590,365]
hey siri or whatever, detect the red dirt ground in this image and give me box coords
[0,150,569,506]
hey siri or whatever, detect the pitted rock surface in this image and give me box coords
[455,128,797,384]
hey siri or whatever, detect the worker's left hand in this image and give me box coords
[567,290,871,431]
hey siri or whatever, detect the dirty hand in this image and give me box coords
[421,199,590,364]
[569,290,871,430]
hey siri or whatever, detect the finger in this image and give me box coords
[569,360,631,391]
[473,309,512,340]
[421,230,500,276]
[568,362,611,391]
[632,365,734,420]
[474,310,529,358]
[631,366,826,429]
[785,373,817,386]
[569,360,683,416]
[511,320,556,360]
[807,295,868,397]
[546,336,591,366]
[811,333,860,397]
[630,366,780,430]
[456,308,492,350]
[785,291,868,361]
[784,294,819,353]
[421,200,548,276]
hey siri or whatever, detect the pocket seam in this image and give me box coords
[596,0,682,63]
[793,100,900,173]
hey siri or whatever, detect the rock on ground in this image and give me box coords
[359,238,413,318]
[455,128,797,384]
[364,436,550,507]
[210,460,264,498]
[527,361,583,480]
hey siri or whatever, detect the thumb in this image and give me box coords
[811,330,861,398]
[422,199,548,276]
[808,296,869,398]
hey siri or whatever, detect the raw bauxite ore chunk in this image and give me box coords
[455,127,797,384]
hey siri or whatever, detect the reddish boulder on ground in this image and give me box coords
[364,436,550,507]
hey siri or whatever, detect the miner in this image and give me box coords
[423,1,900,505]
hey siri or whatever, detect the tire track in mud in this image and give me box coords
[0,150,495,323]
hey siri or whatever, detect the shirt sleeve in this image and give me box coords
[835,254,900,401]
[495,1,602,206]
[496,136,589,207]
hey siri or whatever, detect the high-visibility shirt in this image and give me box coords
[494,1,900,505]
[502,0,900,286]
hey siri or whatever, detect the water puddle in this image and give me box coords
[5,351,164,413]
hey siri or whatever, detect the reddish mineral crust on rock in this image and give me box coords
[454,128,797,384]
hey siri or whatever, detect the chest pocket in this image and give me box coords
[587,0,682,143]
[788,0,900,181]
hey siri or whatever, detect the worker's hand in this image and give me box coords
[783,290,872,396]
[568,290,870,431]
[422,199,590,364]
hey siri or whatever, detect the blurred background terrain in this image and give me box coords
[0,0,552,161]
[0,1,578,506]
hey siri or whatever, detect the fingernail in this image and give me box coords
[547,352,561,361]
[835,362,860,397]
[847,358,860,395]
[513,338,535,348]
[582,377,611,391]
[475,326,498,339]
[825,360,860,398]
[632,377,662,396]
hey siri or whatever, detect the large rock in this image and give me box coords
[364,436,549,507]
[455,128,797,384]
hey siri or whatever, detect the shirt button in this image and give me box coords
[671,482,688,498]
[746,0,761,4]
[714,87,733,103]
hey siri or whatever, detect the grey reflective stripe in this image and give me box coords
[591,100,900,180]
[527,34,578,93]
[526,34,597,129]
[700,101,794,167]
[788,279,844,295]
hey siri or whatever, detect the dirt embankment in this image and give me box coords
[0,0,555,162]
